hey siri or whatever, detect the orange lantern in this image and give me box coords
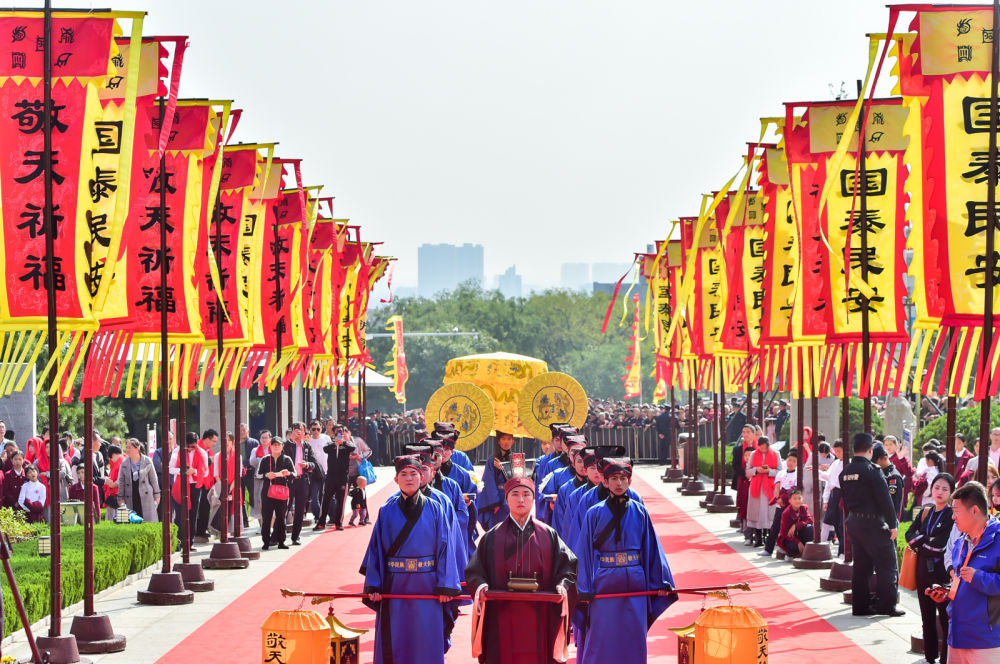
[260,610,331,664]
[694,605,768,663]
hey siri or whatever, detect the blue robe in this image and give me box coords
[571,485,644,547]
[576,496,676,664]
[431,477,470,571]
[477,460,509,531]
[562,481,597,555]
[533,452,553,481]
[362,492,463,664]
[442,461,478,554]
[450,449,474,472]
[553,475,588,541]
[535,453,570,523]
[538,464,574,525]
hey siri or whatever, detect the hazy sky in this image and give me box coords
[58,1,896,289]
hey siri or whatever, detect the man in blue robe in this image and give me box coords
[563,448,604,556]
[553,440,589,539]
[571,456,644,545]
[406,444,470,569]
[477,430,515,530]
[436,436,479,553]
[362,456,463,664]
[539,434,588,526]
[535,426,575,523]
[576,457,676,664]
[434,422,474,472]
[534,423,569,482]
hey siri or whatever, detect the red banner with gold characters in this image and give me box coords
[0,12,394,404]
[385,314,408,404]
[643,238,688,392]
[622,293,642,399]
[894,5,1000,398]
[782,98,910,398]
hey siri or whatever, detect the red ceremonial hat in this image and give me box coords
[504,476,535,494]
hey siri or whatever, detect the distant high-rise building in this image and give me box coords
[497,265,522,298]
[417,243,485,297]
[560,263,590,292]
[592,262,632,283]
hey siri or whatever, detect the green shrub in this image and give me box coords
[698,445,733,481]
[0,508,35,543]
[779,397,883,443]
[915,405,1000,451]
[0,522,177,636]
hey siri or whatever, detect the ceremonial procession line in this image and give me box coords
[0,465,927,663]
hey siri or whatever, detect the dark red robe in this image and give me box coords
[890,454,914,517]
[465,516,576,664]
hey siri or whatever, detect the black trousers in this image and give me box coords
[318,473,349,527]
[286,477,309,541]
[916,557,949,663]
[195,483,211,536]
[782,525,814,557]
[173,485,203,545]
[764,505,786,553]
[847,520,898,612]
[260,494,287,546]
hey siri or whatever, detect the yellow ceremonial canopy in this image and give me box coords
[442,352,548,438]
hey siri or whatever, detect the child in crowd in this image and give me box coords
[68,464,102,523]
[104,445,123,520]
[991,478,1000,517]
[348,476,368,526]
[18,464,46,523]
[779,489,813,558]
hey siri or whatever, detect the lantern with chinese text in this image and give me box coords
[325,606,367,664]
[694,605,768,664]
[260,610,331,664]
[669,622,697,664]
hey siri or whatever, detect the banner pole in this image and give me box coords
[41,0,65,637]
[978,0,1000,483]
[856,79,873,434]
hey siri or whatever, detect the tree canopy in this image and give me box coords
[365,281,654,412]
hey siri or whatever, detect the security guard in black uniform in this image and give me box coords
[872,442,904,519]
[839,433,904,617]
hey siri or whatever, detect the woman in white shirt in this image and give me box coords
[918,451,942,507]
[18,465,47,523]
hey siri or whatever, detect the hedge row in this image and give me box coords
[1,522,177,636]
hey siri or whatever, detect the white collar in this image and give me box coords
[509,515,532,532]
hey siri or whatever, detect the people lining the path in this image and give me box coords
[907,472,955,664]
[841,433,904,617]
[257,434,294,551]
[117,438,159,523]
[927,481,1000,662]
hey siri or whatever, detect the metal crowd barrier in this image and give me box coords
[378,425,677,467]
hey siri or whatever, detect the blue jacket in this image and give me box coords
[948,517,1000,650]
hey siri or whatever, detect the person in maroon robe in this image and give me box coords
[465,471,577,664]
[883,436,914,520]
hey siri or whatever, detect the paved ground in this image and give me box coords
[633,466,927,664]
[1,465,931,663]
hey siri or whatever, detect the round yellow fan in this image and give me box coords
[425,382,495,451]
[517,372,588,441]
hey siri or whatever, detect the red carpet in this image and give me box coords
[159,475,877,663]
